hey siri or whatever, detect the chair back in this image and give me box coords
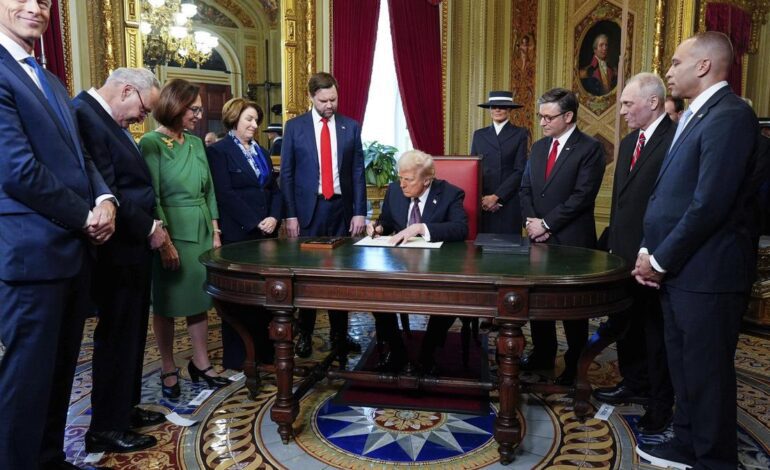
[433,156,482,240]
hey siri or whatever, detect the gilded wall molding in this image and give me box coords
[652,0,665,75]
[509,0,538,137]
[61,0,74,95]
[282,0,313,121]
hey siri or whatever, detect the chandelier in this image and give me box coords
[139,0,219,70]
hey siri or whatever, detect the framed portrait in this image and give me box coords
[578,21,621,97]
[573,1,633,116]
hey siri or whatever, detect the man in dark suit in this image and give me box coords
[592,73,675,434]
[264,122,283,157]
[470,90,528,233]
[366,150,468,372]
[634,32,759,469]
[0,2,116,469]
[519,88,605,385]
[72,68,168,454]
[280,72,367,358]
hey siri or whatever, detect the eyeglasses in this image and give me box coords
[537,112,566,123]
[188,106,204,117]
[132,88,151,116]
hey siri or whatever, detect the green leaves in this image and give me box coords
[363,141,399,187]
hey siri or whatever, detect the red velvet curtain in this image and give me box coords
[332,0,381,124]
[388,0,444,155]
[33,0,68,89]
[705,3,751,96]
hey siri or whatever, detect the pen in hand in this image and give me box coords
[369,218,383,238]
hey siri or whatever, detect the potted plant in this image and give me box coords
[363,141,399,219]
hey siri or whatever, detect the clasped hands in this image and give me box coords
[631,252,663,289]
[85,200,116,245]
[481,194,502,212]
[525,217,550,243]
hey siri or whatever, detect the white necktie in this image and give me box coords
[670,108,693,150]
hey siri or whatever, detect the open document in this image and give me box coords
[354,236,443,249]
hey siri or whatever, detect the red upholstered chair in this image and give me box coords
[432,156,483,365]
[432,156,481,241]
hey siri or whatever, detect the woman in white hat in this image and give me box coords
[470,91,528,233]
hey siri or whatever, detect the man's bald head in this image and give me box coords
[691,31,734,79]
[666,31,734,99]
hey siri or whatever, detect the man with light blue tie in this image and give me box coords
[634,32,760,470]
[0,1,116,469]
[280,72,367,359]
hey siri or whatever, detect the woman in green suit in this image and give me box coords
[140,79,228,398]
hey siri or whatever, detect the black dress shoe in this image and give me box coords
[637,407,673,435]
[188,361,230,388]
[159,368,180,399]
[519,352,554,371]
[295,332,312,358]
[85,430,157,453]
[592,384,649,405]
[130,407,166,428]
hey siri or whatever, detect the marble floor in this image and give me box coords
[62,312,770,469]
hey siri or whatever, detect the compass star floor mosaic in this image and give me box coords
[61,312,770,469]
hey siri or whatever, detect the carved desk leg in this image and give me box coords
[495,321,525,465]
[212,299,260,398]
[270,309,298,444]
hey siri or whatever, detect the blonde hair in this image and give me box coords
[398,150,435,179]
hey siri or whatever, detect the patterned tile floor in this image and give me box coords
[62,312,770,469]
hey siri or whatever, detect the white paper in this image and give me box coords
[228,372,245,382]
[188,389,213,406]
[355,236,443,249]
[594,403,615,421]
[165,412,199,427]
[83,452,104,464]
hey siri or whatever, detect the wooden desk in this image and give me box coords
[201,239,631,465]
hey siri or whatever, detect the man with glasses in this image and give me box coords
[71,68,168,455]
[519,87,605,385]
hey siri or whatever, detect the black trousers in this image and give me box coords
[605,283,673,410]
[298,196,349,338]
[661,285,745,469]
[0,261,91,469]
[89,260,152,432]
[528,319,587,371]
[373,313,456,365]
[221,305,274,370]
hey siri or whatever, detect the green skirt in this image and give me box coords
[151,218,213,317]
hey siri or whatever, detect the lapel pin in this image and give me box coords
[697,114,704,118]
[432,199,437,204]
[341,125,347,130]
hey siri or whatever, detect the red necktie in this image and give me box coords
[545,139,559,179]
[320,117,333,199]
[630,131,645,171]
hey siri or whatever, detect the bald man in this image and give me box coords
[633,32,759,469]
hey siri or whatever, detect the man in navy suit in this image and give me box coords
[367,150,468,372]
[73,68,168,454]
[519,88,605,385]
[280,72,367,358]
[592,73,675,435]
[0,1,116,469]
[634,32,759,469]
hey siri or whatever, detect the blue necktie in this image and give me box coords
[670,108,693,150]
[23,56,70,130]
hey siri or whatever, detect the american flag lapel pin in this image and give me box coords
[432,199,437,205]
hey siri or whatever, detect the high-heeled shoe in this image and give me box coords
[188,361,229,388]
[160,368,181,399]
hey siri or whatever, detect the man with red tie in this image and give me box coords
[280,72,367,358]
[519,88,605,385]
[593,73,676,435]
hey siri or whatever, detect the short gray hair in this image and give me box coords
[398,150,435,179]
[105,67,160,92]
[626,72,666,104]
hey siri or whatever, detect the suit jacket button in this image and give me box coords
[540,193,545,197]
